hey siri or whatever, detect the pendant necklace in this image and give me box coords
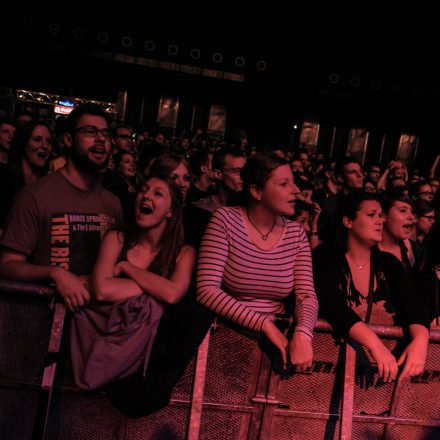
[346,253,370,269]
[246,207,276,241]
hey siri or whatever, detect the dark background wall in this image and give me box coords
[1,3,439,171]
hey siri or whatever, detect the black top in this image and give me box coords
[417,268,439,323]
[313,244,430,338]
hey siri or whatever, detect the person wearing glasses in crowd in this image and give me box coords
[410,200,436,263]
[410,181,434,203]
[112,123,134,154]
[0,104,123,311]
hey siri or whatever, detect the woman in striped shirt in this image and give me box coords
[197,152,318,371]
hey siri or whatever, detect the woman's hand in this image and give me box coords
[397,337,428,380]
[369,341,398,383]
[113,261,129,277]
[288,332,313,372]
[262,319,288,369]
[310,202,321,229]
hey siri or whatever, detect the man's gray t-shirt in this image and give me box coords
[0,170,124,275]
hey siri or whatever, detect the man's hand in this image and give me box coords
[52,267,91,311]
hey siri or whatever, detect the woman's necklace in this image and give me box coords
[246,207,276,241]
[346,253,370,269]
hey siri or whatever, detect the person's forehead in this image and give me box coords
[419,184,432,190]
[0,122,15,131]
[344,162,361,171]
[392,201,412,209]
[116,127,131,135]
[224,154,245,167]
[76,114,108,128]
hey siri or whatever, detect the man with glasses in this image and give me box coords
[193,147,246,213]
[410,181,434,203]
[112,123,133,154]
[0,104,123,312]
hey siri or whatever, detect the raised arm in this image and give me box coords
[429,153,440,179]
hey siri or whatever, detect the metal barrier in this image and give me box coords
[1,279,440,440]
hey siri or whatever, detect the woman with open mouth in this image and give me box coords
[314,191,430,383]
[378,192,417,274]
[70,172,196,392]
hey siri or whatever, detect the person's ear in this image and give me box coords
[166,209,173,219]
[342,216,352,229]
[63,132,73,149]
[213,169,222,180]
[250,184,262,201]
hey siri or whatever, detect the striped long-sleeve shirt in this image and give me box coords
[196,207,318,340]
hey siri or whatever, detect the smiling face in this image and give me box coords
[344,200,384,247]
[119,152,136,178]
[135,177,173,230]
[256,164,300,216]
[24,124,53,169]
[384,200,415,240]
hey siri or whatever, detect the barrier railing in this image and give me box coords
[1,279,439,440]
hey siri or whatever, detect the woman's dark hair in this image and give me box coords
[414,200,434,217]
[381,191,414,214]
[113,150,136,172]
[292,199,313,220]
[420,218,440,271]
[240,152,288,206]
[333,190,382,253]
[149,153,190,177]
[120,172,184,278]
[8,120,52,186]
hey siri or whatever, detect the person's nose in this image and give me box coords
[291,183,300,198]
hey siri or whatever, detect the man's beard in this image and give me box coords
[70,145,109,173]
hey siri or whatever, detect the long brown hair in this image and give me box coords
[120,172,184,278]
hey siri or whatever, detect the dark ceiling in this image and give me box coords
[1,3,440,138]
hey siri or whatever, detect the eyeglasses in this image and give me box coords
[418,191,434,197]
[74,125,113,139]
[421,215,436,221]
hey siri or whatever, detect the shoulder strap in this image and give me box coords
[364,261,375,324]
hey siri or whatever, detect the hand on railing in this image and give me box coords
[288,332,313,373]
[369,341,398,383]
[397,337,428,381]
[52,267,91,312]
